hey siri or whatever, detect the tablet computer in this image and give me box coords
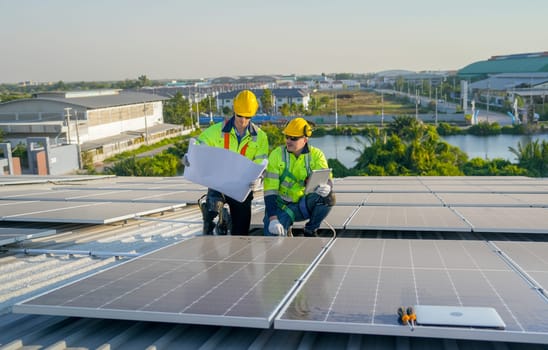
[304,169,331,194]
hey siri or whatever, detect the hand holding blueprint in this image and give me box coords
[183,139,267,202]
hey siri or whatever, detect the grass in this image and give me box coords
[313,90,416,116]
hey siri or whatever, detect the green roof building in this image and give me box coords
[458,52,548,79]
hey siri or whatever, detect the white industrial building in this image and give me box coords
[0,89,183,167]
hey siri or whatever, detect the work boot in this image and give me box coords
[216,206,231,235]
[203,218,215,235]
[199,200,216,235]
[199,198,213,235]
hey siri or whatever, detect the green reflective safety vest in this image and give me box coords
[196,119,268,164]
[264,144,330,203]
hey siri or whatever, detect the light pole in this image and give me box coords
[74,110,82,169]
[143,102,149,145]
[334,91,338,129]
[64,107,72,144]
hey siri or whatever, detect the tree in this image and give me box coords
[260,89,274,115]
[319,96,330,107]
[345,117,466,177]
[260,123,285,151]
[395,77,405,92]
[104,153,179,176]
[509,140,548,177]
[137,75,151,88]
[163,92,191,126]
[280,103,290,116]
[53,80,67,91]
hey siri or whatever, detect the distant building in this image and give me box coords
[216,88,310,114]
[0,89,182,166]
[458,52,548,79]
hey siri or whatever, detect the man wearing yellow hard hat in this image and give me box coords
[185,90,269,235]
[262,117,335,236]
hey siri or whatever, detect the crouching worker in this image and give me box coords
[263,118,335,237]
[183,90,268,235]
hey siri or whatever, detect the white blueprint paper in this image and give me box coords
[183,139,267,202]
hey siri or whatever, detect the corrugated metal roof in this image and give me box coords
[458,55,548,77]
[2,91,169,110]
[469,73,548,90]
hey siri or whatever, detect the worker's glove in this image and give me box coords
[268,219,285,236]
[315,184,331,197]
[181,153,190,167]
[249,177,263,191]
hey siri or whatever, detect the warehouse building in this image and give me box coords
[0,89,183,172]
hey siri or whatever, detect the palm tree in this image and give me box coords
[509,140,548,177]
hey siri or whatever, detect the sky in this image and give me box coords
[1,0,547,84]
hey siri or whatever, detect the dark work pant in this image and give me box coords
[205,189,253,236]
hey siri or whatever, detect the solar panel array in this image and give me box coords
[2,175,548,233]
[0,175,206,225]
[15,236,548,344]
[250,176,548,234]
[5,175,548,343]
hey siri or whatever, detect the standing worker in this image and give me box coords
[184,90,269,235]
[263,118,335,236]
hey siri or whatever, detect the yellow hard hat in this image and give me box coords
[233,90,259,117]
[283,117,312,137]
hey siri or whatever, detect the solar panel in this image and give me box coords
[454,207,548,233]
[1,200,186,224]
[436,193,527,207]
[3,188,203,204]
[0,227,56,246]
[481,185,548,193]
[334,183,429,193]
[364,192,443,206]
[0,176,204,224]
[14,236,332,328]
[275,238,548,344]
[491,241,548,297]
[506,193,548,207]
[0,175,113,186]
[345,206,471,232]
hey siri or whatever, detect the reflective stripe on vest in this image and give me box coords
[224,131,248,156]
[280,146,311,184]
